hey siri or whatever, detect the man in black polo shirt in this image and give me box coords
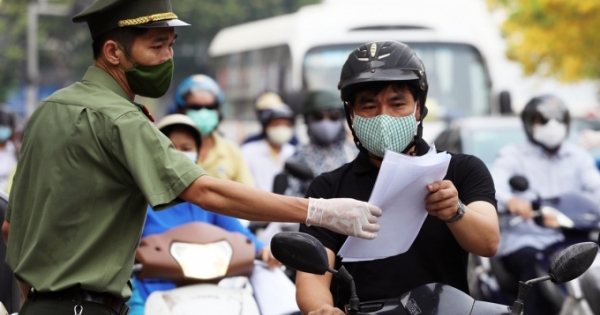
[296,41,500,314]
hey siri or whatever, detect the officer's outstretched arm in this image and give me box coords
[179,175,382,240]
[296,247,344,315]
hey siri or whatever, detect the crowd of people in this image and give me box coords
[1,0,600,314]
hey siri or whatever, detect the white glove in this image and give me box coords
[306,198,382,240]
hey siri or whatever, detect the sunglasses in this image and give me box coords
[309,110,343,122]
[186,103,219,111]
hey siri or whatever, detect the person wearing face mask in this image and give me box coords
[174,74,254,187]
[285,90,358,197]
[127,114,280,315]
[242,92,300,146]
[1,1,383,314]
[0,109,17,193]
[240,105,296,192]
[490,95,600,315]
[295,41,500,315]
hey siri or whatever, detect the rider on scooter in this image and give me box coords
[127,114,281,315]
[285,90,358,197]
[296,40,500,314]
[490,95,600,315]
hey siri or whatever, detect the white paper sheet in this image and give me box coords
[249,263,300,315]
[339,147,451,262]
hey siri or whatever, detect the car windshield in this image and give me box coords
[303,43,491,119]
[468,128,526,167]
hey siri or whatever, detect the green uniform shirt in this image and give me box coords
[5,66,205,299]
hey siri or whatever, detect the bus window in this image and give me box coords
[303,43,491,119]
[213,45,292,120]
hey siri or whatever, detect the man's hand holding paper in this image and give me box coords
[426,180,460,220]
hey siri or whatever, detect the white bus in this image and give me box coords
[208,0,513,142]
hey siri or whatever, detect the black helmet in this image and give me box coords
[303,90,343,115]
[521,94,570,150]
[338,41,428,153]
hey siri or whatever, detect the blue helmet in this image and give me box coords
[175,75,225,108]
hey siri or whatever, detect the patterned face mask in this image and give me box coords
[352,103,418,157]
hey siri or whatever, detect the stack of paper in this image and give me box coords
[339,147,451,262]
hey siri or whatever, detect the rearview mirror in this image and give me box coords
[272,173,289,195]
[509,175,529,192]
[499,90,512,114]
[284,161,314,181]
[271,232,329,275]
[548,242,598,284]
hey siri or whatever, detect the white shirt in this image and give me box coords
[240,139,295,192]
[0,141,17,191]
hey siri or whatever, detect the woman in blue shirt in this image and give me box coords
[128,114,280,315]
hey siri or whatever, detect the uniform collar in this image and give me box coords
[353,140,431,174]
[82,66,129,100]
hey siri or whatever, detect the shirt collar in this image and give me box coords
[352,140,431,174]
[210,133,228,158]
[524,141,572,159]
[82,66,129,100]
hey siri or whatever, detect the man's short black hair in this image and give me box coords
[346,81,419,106]
[92,27,149,59]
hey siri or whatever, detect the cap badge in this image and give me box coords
[370,43,377,58]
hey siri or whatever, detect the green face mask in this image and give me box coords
[187,108,219,136]
[119,49,174,98]
[353,103,418,157]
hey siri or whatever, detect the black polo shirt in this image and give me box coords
[300,141,496,310]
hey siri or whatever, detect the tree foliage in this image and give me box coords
[489,0,600,82]
[0,0,319,104]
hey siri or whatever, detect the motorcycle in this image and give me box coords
[472,175,600,314]
[504,175,600,233]
[133,222,299,315]
[270,231,598,315]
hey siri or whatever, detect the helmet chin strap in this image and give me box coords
[403,110,424,156]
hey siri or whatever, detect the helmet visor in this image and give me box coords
[536,102,567,124]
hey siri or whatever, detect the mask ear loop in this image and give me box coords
[350,105,356,129]
[413,101,421,134]
[116,44,137,71]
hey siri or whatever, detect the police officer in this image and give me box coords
[295,41,499,314]
[0,1,381,314]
